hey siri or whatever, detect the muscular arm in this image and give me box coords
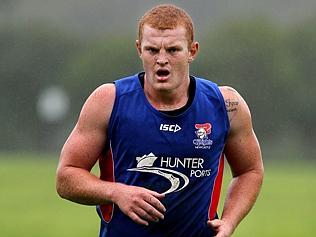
[208,86,264,237]
[56,84,165,225]
[56,84,116,205]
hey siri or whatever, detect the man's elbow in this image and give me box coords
[258,161,264,181]
[252,163,264,189]
[55,167,70,200]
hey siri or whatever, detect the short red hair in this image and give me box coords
[138,4,195,46]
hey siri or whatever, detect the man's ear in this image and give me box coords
[136,40,142,57]
[188,41,199,63]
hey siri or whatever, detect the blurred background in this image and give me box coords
[1,0,315,236]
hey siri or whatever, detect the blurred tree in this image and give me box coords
[287,17,316,149]
[0,0,18,10]
[0,25,81,151]
[62,35,141,120]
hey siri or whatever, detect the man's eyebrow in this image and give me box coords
[166,45,182,49]
[144,45,159,49]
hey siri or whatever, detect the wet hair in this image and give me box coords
[138,4,194,46]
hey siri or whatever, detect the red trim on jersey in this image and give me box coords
[99,148,115,222]
[208,154,225,220]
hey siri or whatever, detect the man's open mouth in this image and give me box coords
[156,69,170,77]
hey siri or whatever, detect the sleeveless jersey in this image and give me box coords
[97,73,230,237]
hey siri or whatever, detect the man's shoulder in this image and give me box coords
[218,86,252,131]
[219,86,239,102]
[92,73,140,100]
[194,76,216,85]
[114,73,142,96]
[96,72,139,90]
[93,83,116,101]
[84,83,116,115]
[194,77,226,102]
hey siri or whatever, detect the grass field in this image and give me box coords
[0,153,315,237]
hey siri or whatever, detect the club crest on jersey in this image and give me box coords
[193,123,213,149]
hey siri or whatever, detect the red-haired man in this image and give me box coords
[56,4,263,237]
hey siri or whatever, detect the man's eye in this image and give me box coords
[167,48,178,53]
[147,48,158,53]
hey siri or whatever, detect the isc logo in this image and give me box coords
[160,124,181,133]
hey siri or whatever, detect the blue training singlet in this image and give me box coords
[97,73,230,237]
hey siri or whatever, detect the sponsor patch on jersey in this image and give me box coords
[127,152,211,195]
[193,123,213,149]
[160,124,181,133]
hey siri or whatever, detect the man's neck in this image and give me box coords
[138,72,195,115]
[144,76,189,111]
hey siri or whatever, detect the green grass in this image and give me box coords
[0,153,99,237]
[0,153,315,236]
[221,161,316,237]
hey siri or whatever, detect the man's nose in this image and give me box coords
[156,51,168,65]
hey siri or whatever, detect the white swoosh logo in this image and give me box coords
[127,167,189,195]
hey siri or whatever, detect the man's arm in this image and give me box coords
[56,84,115,205]
[56,84,165,226]
[208,86,264,237]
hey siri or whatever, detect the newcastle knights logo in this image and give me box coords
[193,123,213,149]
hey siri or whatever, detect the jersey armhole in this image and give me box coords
[214,85,230,141]
[107,81,119,141]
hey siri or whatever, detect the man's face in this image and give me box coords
[136,25,198,92]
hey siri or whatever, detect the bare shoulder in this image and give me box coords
[77,83,116,131]
[219,86,262,177]
[219,86,252,133]
[219,86,240,114]
[58,83,116,171]
[86,83,116,108]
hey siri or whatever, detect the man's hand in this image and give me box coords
[112,183,166,226]
[207,219,234,237]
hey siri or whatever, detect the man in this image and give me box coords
[56,4,263,237]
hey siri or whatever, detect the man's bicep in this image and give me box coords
[60,124,106,171]
[222,88,262,177]
[224,128,262,177]
[59,84,115,171]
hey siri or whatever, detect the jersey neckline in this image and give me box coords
[135,72,198,120]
